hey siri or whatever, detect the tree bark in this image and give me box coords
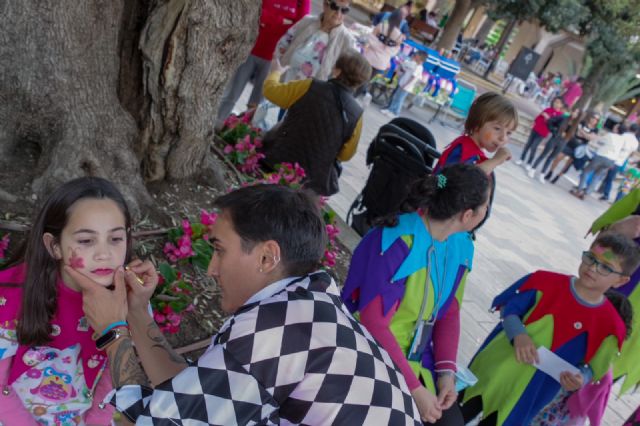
[483,18,516,78]
[0,0,260,216]
[436,0,472,52]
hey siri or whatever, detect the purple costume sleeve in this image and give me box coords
[342,227,410,315]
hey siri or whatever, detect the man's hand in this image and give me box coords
[436,373,457,410]
[559,371,583,391]
[64,266,128,335]
[124,259,158,315]
[513,333,539,364]
[411,385,442,423]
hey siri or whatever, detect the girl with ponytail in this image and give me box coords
[342,164,490,426]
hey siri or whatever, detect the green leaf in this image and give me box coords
[191,223,207,239]
[167,227,183,242]
[159,262,178,284]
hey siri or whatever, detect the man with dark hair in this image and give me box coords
[68,185,422,425]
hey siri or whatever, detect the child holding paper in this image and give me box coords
[459,233,639,426]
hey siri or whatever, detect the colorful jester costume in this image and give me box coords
[341,212,474,392]
[462,270,626,426]
[590,188,640,394]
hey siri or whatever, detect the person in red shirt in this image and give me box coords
[516,96,565,171]
[215,0,311,129]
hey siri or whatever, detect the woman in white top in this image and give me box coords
[275,0,355,83]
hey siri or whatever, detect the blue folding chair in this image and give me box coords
[429,80,476,128]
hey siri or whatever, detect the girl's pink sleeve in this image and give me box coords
[360,295,421,391]
[432,298,459,373]
[84,365,115,425]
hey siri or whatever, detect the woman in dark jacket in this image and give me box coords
[260,50,371,196]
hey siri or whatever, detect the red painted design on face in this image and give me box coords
[68,249,84,269]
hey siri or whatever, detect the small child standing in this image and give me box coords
[517,96,566,170]
[434,92,518,175]
[460,233,639,426]
[381,51,426,118]
[434,92,518,232]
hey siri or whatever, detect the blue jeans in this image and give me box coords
[387,88,410,115]
[578,155,615,194]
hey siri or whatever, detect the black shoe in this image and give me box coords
[551,175,559,184]
[599,195,609,201]
[544,171,553,181]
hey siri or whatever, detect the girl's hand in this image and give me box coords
[513,333,539,364]
[436,373,458,409]
[124,259,158,314]
[559,371,583,391]
[411,385,442,423]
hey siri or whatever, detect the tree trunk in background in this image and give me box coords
[483,18,516,78]
[0,0,260,216]
[436,0,471,52]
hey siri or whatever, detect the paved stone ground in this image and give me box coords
[226,2,639,422]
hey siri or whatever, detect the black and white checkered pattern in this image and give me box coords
[110,272,421,425]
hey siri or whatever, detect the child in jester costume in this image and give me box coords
[342,164,491,425]
[460,233,639,426]
[547,188,640,425]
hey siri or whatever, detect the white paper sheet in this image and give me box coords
[533,346,580,382]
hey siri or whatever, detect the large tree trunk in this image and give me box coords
[436,0,471,52]
[483,18,516,78]
[0,0,260,216]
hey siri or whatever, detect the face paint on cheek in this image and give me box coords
[68,249,85,269]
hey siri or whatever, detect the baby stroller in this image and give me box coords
[347,117,440,236]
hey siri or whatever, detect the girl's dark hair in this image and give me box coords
[7,177,132,346]
[605,290,633,339]
[213,184,327,277]
[379,164,490,227]
[387,8,404,37]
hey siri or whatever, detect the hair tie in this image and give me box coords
[437,174,447,189]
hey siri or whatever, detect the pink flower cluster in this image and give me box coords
[323,224,341,267]
[264,162,306,186]
[223,134,265,175]
[222,110,253,131]
[154,304,195,334]
[163,220,196,263]
[200,209,218,226]
[0,234,9,260]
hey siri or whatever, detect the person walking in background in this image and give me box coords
[516,97,566,173]
[562,76,584,108]
[359,7,406,99]
[528,108,581,183]
[599,123,639,201]
[571,131,624,200]
[275,0,355,83]
[215,0,310,129]
[381,51,426,118]
[546,111,601,184]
